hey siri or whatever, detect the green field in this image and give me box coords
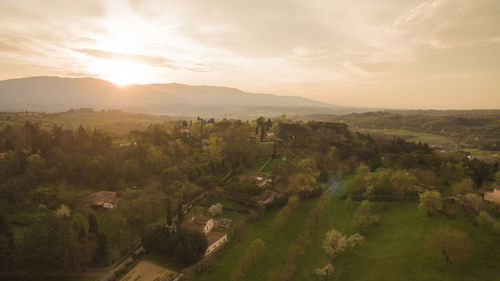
[0,110,183,134]
[356,128,457,149]
[462,148,500,158]
[195,179,500,281]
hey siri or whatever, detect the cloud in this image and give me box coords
[75,48,209,72]
[0,0,499,108]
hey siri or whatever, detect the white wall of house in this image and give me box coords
[103,202,114,209]
[204,219,214,233]
[205,234,228,256]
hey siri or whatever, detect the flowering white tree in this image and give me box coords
[322,229,364,259]
[208,203,223,216]
[315,263,334,281]
[54,204,71,217]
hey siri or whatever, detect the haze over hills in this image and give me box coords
[0,76,367,118]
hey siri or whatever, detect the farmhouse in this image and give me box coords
[205,232,228,256]
[0,151,10,159]
[183,216,229,256]
[88,191,119,209]
[183,216,214,233]
[484,186,500,203]
[254,176,272,188]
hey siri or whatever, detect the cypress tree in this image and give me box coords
[260,123,265,142]
[88,214,98,234]
[177,203,184,225]
[166,198,172,226]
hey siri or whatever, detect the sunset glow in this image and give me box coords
[87,59,153,86]
[0,0,499,108]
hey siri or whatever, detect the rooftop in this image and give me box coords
[206,232,227,245]
[88,191,118,206]
[183,216,212,232]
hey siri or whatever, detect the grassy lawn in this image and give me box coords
[195,198,321,281]
[96,210,139,261]
[329,201,500,281]
[194,178,500,281]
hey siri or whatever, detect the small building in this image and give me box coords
[183,216,214,234]
[181,126,190,135]
[119,142,137,147]
[0,151,10,159]
[88,191,119,209]
[202,138,209,152]
[78,108,93,113]
[205,232,228,256]
[484,187,500,203]
[266,131,276,139]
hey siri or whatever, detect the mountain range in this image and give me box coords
[0,76,367,118]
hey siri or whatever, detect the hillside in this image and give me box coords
[295,111,500,151]
[0,77,363,118]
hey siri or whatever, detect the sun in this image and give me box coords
[88,59,153,86]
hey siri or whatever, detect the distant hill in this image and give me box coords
[0,76,365,118]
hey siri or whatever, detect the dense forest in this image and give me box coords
[0,115,499,280]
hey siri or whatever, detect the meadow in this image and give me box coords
[356,128,457,149]
[195,179,500,281]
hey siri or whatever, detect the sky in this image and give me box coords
[0,0,499,109]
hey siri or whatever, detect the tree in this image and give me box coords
[0,212,14,269]
[475,211,491,229]
[22,216,81,271]
[345,195,354,210]
[29,186,58,209]
[208,203,223,216]
[88,214,99,234]
[260,123,265,142]
[174,228,208,264]
[347,233,365,247]
[322,229,347,259]
[245,238,265,267]
[142,225,207,265]
[231,238,265,281]
[418,191,443,216]
[177,203,184,225]
[352,200,380,232]
[389,170,417,200]
[54,204,71,217]
[322,229,363,260]
[272,196,299,233]
[288,173,320,199]
[493,222,500,236]
[166,197,173,225]
[451,178,474,195]
[425,226,472,264]
[161,167,182,187]
[94,232,108,264]
[315,263,334,281]
[142,225,175,256]
[463,194,484,213]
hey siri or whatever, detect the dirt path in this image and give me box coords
[258,158,271,173]
[325,179,340,194]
